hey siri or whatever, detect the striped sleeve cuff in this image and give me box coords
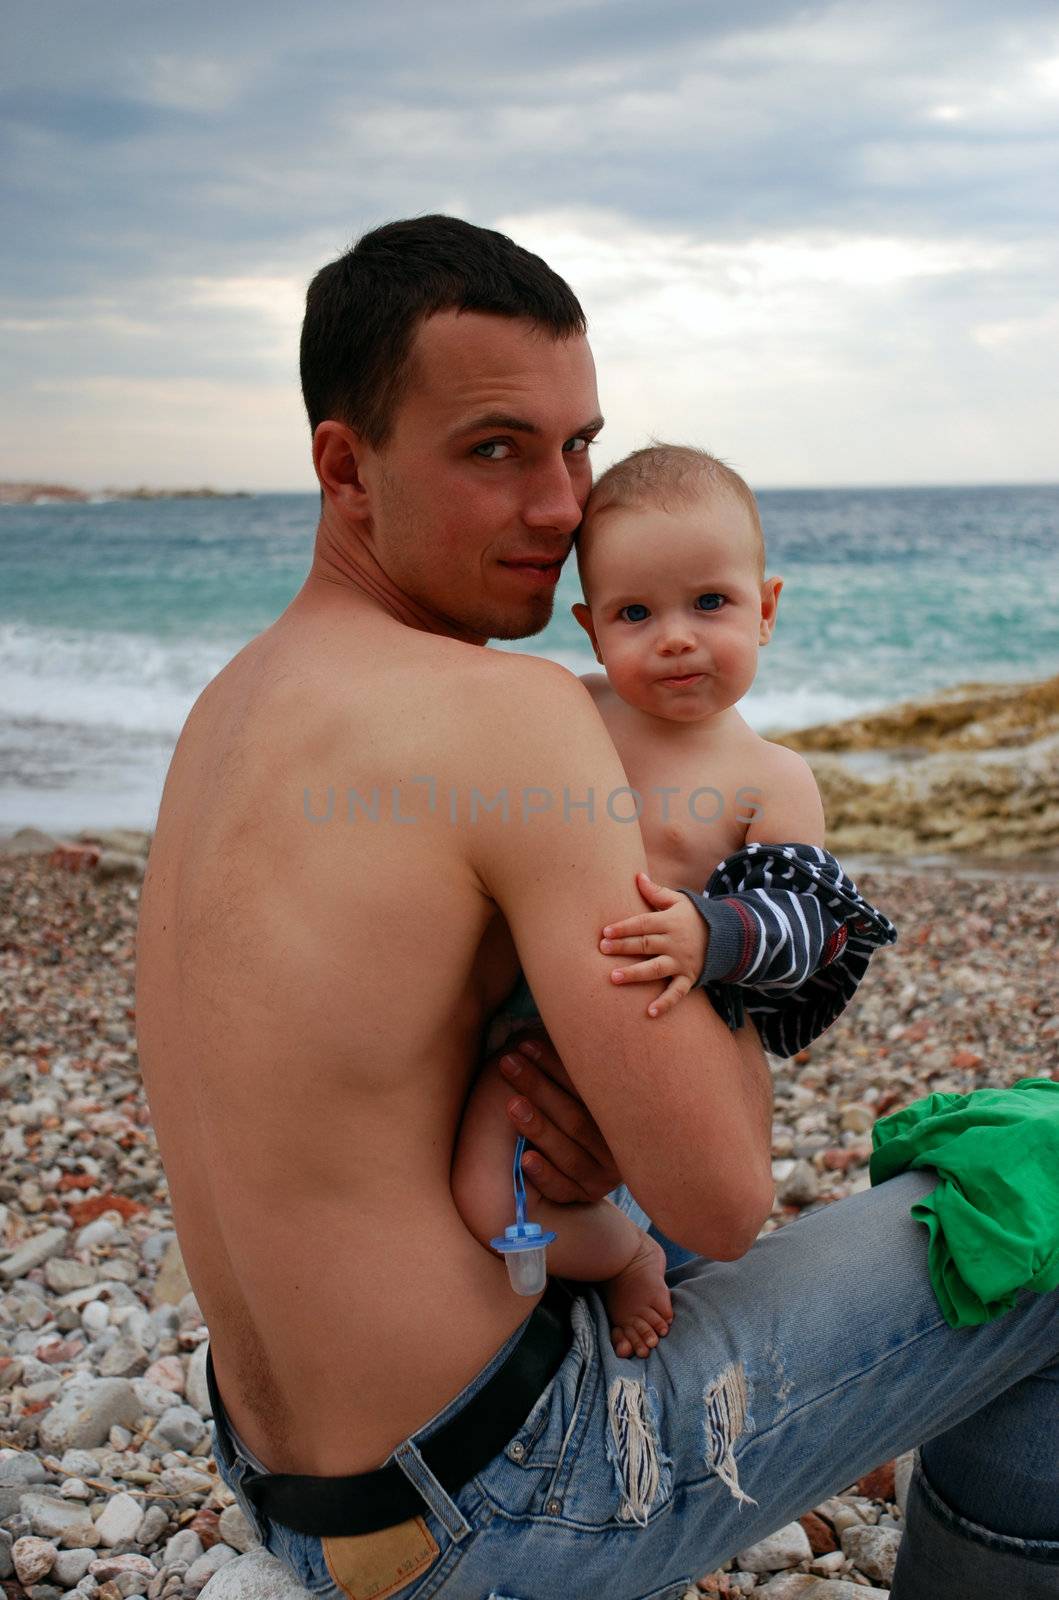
[677,889,757,985]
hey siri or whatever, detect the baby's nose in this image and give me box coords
[657,628,696,655]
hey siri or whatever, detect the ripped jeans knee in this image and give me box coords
[604,1375,675,1526]
[703,1361,759,1509]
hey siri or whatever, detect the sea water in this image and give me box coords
[2,484,1057,832]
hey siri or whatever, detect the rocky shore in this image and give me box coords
[777,672,1059,861]
[1,805,1056,1595]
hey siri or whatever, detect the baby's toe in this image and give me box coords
[630,1317,659,1353]
[610,1327,633,1359]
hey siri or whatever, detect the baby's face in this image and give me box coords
[574,492,780,723]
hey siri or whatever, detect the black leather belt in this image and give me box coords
[207,1277,575,1536]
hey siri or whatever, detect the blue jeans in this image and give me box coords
[212,1168,1059,1599]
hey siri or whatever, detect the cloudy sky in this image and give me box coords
[2,0,1057,490]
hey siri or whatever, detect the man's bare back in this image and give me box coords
[136,280,774,1496]
[136,587,538,1475]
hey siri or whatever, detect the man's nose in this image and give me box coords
[521,456,586,536]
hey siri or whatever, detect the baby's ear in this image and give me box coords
[571,602,603,664]
[759,576,783,644]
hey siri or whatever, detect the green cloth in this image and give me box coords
[869,1077,1059,1329]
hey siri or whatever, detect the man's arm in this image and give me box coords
[465,658,773,1260]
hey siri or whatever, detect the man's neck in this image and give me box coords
[304,506,487,645]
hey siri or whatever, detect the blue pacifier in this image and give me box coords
[490,1134,557,1295]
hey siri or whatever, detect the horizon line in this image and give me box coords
[4,476,1059,498]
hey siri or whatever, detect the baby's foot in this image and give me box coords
[604,1233,674,1359]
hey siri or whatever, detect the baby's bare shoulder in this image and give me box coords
[578,670,611,702]
[742,736,825,844]
[752,734,818,781]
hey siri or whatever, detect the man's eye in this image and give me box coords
[473,441,513,460]
[563,435,593,454]
[695,594,725,612]
[618,603,650,622]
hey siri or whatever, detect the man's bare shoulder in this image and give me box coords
[465,649,603,732]
[478,646,583,687]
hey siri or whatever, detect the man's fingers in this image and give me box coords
[513,1032,575,1093]
[505,1088,623,1203]
[517,1149,589,1206]
[503,1085,608,1183]
[499,1053,606,1157]
[495,1032,622,1201]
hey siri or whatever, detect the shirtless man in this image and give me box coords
[135,217,1059,1600]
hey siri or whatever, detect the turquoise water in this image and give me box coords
[2,484,1057,831]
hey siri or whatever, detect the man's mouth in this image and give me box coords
[500,557,564,585]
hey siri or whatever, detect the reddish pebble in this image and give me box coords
[67,1191,146,1226]
[90,1553,156,1579]
[49,843,101,872]
[857,1459,897,1501]
[36,1337,84,1364]
[145,1354,185,1393]
[800,1509,839,1554]
[190,1507,221,1548]
[951,1049,983,1070]
[58,1171,96,1191]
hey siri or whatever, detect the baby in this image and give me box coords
[451,445,896,1360]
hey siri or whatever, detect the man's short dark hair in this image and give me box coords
[300,215,587,446]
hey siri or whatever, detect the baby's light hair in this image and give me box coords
[578,442,765,591]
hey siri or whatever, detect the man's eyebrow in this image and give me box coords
[449,412,605,441]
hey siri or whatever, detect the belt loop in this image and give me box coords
[394,1439,473,1542]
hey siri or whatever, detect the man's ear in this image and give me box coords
[759,576,783,645]
[313,421,373,519]
[571,602,604,665]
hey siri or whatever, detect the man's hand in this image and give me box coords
[496,1032,622,1203]
[599,871,709,1018]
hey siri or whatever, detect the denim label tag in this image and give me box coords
[323,1515,440,1600]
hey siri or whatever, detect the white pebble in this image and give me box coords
[95,1489,144,1547]
[737,1520,813,1572]
[81,1300,110,1334]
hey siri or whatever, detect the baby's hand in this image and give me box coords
[600,872,708,1019]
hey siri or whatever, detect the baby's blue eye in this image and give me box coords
[618,603,650,622]
[695,593,725,612]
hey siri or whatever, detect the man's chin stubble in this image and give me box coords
[472,598,555,642]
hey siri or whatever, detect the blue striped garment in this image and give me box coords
[678,843,898,1058]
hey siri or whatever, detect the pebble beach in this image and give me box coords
[1,680,1057,1597]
